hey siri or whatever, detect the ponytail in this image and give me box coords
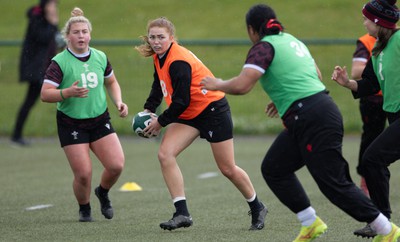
[260,18,283,36]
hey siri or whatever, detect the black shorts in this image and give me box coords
[176,97,233,143]
[57,110,115,147]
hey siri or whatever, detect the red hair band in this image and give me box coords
[266,19,282,31]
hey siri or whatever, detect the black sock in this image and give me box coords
[248,196,262,212]
[97,185,109,195]
[79,203,91,212]
[174,200,190,217]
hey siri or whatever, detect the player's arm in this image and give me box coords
[41,81,89,102]
[351,40,370,80]
[144,60,192,136]
[332,60,380,96]
[104,72,128,118]
[351,61,367,80]
[144,66,164,113]
[315,63,322,81]
[331,66,358,91]
[201,41,270,95]
[201,68,261,95]
[156,61,191,127]
[41,61,88,102]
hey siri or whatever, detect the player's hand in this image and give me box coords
[265,102,279,118]
[117,102,128,118]
[143,115,161,137]
[331,66,350,87]
[68,81,89,98]
[200,76,221,91]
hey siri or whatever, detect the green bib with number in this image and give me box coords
[259,33,325,117]
[53,48,107,119]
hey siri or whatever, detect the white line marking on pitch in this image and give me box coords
[25,204,54,211]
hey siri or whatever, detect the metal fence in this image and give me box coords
[0,38,356,47]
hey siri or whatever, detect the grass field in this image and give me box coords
[0,0,371,137]
[1,135,400,241]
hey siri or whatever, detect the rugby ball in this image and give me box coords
[132,112,157,138]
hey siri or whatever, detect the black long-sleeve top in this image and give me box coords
[352,59,381,98]
[144,45,192,127]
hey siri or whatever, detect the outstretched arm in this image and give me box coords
[200,68,262,95]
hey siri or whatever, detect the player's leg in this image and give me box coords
[362,118,400,220]
[262,130,327,241]
[11,82,41,145]
[210,139,267,230]
[211,139,254,198]
[262,129,310,212]
[91,133,124,189]
[57,115,94,222]
[299,95,385,239]
[355,96,386,237]
[90,133,124,220]
[357,96,386,196]
[158,123,199,230]
[63,143,93,222]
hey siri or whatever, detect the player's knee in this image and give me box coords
[106,161,124,177]
[219,166,236,179]
[158,149,175,164]
[74,172,91,185]
[113,163,124,175]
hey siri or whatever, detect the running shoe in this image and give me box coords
[79,209,93,222]
[248,202,268,230]
[160,213,193,231]
[293,216,328,242]
[354,224,377,238]
[372,223,400,242]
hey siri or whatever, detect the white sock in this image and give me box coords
[370,213,392,235]
[297,207,317,226]
[246,193,256,203]
[172,196,186,203]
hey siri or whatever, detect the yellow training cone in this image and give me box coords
[119,182,142,192]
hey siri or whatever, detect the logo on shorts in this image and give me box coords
[71,131,79,140]
[105,123,110,130]
[208,131,213,138]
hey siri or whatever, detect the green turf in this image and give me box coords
[0,0,371,136]
[1,136,400,241]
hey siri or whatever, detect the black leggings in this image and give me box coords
[261,91,381,223]
[12,81,42,139]
[357,95,386,176]
[361,116,400,220]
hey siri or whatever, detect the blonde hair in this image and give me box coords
[61,7,92,41]
[135,17,177,57]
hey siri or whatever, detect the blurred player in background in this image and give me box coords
[11,0,62,146]
[202,3,399,241]
[136,17,267,231]
[41,7,128,222]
